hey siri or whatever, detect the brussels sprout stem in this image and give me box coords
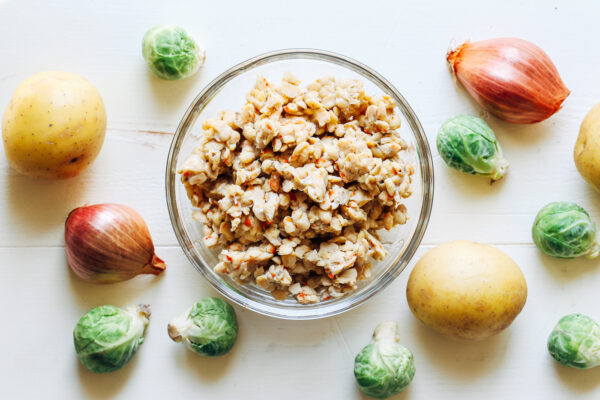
[585,240,600,259]
[373,321,400,343]
[125,304,151,334]
[168,324,183,342]
[490,157,509,181]
[134,304,152,320]
[167,308,192,343]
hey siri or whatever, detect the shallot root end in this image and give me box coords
[145,254,167,275]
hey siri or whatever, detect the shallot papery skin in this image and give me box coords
[65,203,166,283]
[447,38,570,124]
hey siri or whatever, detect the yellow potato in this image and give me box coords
[406,240,527,341]
[575,102,600,191]
[2,71,106,179]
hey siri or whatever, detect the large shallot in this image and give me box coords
[447,38,570,124]
[65,203,166,283]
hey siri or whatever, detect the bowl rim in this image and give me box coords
[166,48,434,320]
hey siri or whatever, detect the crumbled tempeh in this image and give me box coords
[179,73,413,303]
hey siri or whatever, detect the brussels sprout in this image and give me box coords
[436,115,509,180]
[142,25,205,80]
[532,201,599,259]
[168,298,238,356]
[548,314,600,369]
[354,321,415,399]
[73,304,150,373]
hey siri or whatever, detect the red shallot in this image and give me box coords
[447,38,570,124]
[65,203,166,283]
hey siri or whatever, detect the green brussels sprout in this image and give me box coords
[532,201,599,259]
[73,304,150,373]
[436,115,509,180]
[354,321,415,399]
[142,25,205,80]
[548,314,600,369]
[168,298,238,356]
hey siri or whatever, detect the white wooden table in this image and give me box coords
[2,0,600,398]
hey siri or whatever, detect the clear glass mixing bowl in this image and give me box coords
[166,49,434,319]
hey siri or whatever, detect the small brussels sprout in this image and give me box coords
[354,321,415,399]
[532,201,599,259]
[548,314,600,369]
[142,25,205,80]
[168,298,238,356]
[437,115,509,180]
[73,304,150,373]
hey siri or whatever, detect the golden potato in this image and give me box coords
[575,102,600,191]
[2,71,106,179]
[406,240,527,341]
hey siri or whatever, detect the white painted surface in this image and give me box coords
[1,0,600,398]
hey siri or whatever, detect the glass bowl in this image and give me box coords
[166,49,434,320]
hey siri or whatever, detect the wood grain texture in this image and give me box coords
[2,245,600,399]
[1,0,600,398]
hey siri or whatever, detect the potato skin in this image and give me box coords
[575,102,600,191]
[406,240,527,341]
[2,71,106,179]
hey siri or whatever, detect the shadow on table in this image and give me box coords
[536,252,599,283]
[357,387,412,400]
[438,165,507,196]
[488,117,556,147]
[146,68,204,113]
[5,168,88,236]
[412,321,510,380]
[66,257,165,309]
[554,362,600,392]
[172,346,235,382]
[240,312,333,351]
[76,356,135,399]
